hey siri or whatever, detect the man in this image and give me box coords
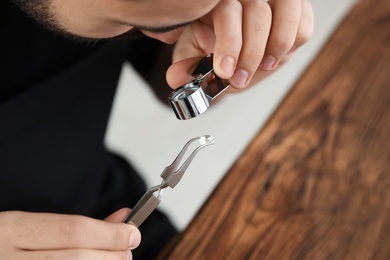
[0,0,313,258]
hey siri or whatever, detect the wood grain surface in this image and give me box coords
[160,0,390,259]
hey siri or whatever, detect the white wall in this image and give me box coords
[105,0,357,230]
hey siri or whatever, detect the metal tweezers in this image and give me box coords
[123,135,215,227]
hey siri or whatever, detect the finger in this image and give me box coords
[260,0,301,71]
[212,0,243,79]
[231,0,272,89]
[166,56,201,89]
[172,21,216,62]
[14,248,131,260]
[295,0,314,47]
[104,208,131,223]
[276,0,314,57]
[3,211,138,251]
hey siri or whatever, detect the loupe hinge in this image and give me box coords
[203,76,230,100]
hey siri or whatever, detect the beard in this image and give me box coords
[10,0,147,43]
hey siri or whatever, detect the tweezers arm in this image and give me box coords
[123,192,161,227]
[123,135,215,227]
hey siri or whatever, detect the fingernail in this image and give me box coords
[128,229,141,249]
[220,56,235,77]
[260,55,276,70]
[231,69,249,89]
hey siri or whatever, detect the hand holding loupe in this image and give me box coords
[168,53,230,120]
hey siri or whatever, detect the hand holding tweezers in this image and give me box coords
[123,135,215,227]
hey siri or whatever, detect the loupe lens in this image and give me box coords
[171,83,200,101]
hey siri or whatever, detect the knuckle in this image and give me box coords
[241,0,269,10]
[296,28,313,46]
[248,47,263,59]
[254,22,268,34]
[243,0,272,19]
[286,13,301,28]
[106,223,130,250]
[296,19,314,45]
[238,47,264,75]
[219,0,243,12]
[271,37,294,55]
[244,46,264,63]
[112,226,128,249]
[297,1,314,46]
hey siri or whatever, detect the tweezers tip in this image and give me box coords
[200,135,215,145]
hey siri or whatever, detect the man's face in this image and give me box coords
[38,0,221,41]
[114,0,221,43]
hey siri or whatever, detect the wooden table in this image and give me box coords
[160,0,390,259]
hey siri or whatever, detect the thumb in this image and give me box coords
[104,208,142,250]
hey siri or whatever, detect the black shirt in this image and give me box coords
[0,1,176,258]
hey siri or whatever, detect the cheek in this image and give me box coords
[141,28,185,44]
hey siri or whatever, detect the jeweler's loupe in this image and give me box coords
[168,53,230,120]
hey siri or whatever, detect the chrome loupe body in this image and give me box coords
[168,53,230,120]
